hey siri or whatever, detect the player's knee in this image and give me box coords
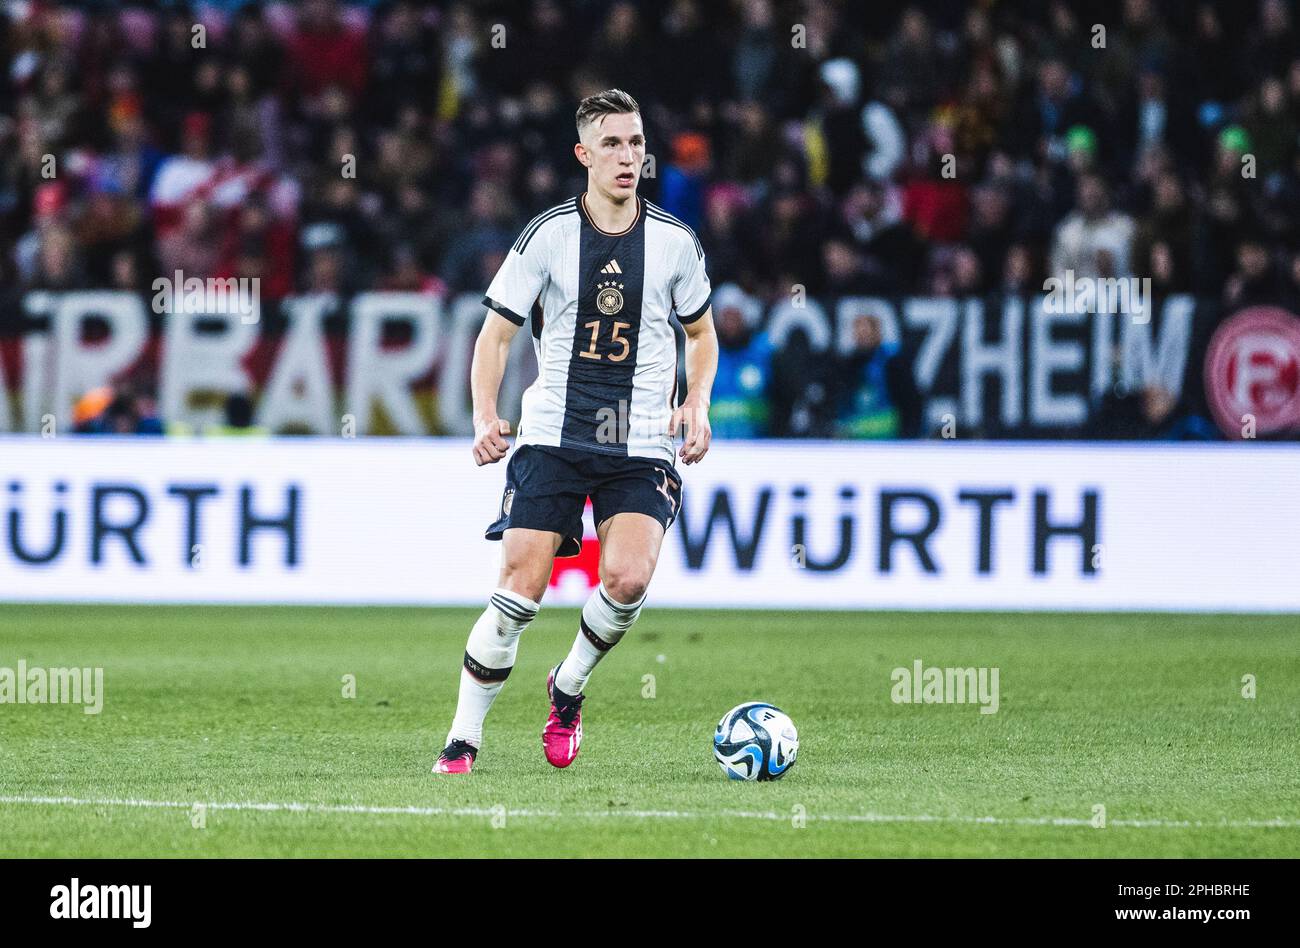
[500,578,548,606]
[497,561,549,605]
[601,564,650,605]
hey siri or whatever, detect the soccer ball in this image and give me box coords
[712,702,798,781]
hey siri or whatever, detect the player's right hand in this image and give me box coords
[472,417,512,466]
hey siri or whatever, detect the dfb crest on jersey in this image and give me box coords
[596,280,624,315]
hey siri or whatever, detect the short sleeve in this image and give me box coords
[673,233,711,324]
[483,230,549,326]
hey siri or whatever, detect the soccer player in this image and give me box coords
[433,90,718,774]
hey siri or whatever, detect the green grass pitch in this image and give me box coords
[1,605,1297,857]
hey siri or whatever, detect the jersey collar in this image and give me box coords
[579,192,642,237]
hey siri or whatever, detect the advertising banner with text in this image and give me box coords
[2,437,1295,612]
[7,290,1297,439]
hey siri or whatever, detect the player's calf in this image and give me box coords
[555,582,645,697]
[543,582,645,768]
[434,587,540,773]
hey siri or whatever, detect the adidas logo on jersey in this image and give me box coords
[600,259,622,274]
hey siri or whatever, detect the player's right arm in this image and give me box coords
[473,212,554,465]
[470,311,519,465]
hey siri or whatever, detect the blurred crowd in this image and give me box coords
[3,0,1298,439]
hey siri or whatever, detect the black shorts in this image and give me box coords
[485,444,683,557]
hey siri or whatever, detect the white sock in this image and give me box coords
[554,584,644,696]
[446,588,540,748]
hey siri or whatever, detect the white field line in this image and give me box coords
[0,795,1297,830]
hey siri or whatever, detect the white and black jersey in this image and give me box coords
[483,193,711,464]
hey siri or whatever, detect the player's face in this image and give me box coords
[579,112,645,202]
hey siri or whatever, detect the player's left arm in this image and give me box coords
[670,308,717,465]
[669,229,717,465]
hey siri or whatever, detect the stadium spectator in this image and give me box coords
[658,132,710,229]
[73,383,163,435]
[437,180,513,296]
[841,180,920,293]
[1134,170,1193,290]
[1001,243,1042,296]
[698,183,753,288]
[1086,382,1218,441]
[967,184,1015,283]
[1224,233,1285,306]
[901,143,969,243]
[831,313,920,440]
[209,393,268,437]
[709,292,774,439]
[284,0,369,108]
[1049,173,1137,280]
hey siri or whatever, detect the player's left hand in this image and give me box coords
[669,396,711,465]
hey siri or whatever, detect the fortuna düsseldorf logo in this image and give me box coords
[1204,305,1300,438]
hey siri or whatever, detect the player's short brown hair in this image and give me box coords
[575,89,641,134]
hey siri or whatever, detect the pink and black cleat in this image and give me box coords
[543,664,584,768]
[432,739,478,775]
